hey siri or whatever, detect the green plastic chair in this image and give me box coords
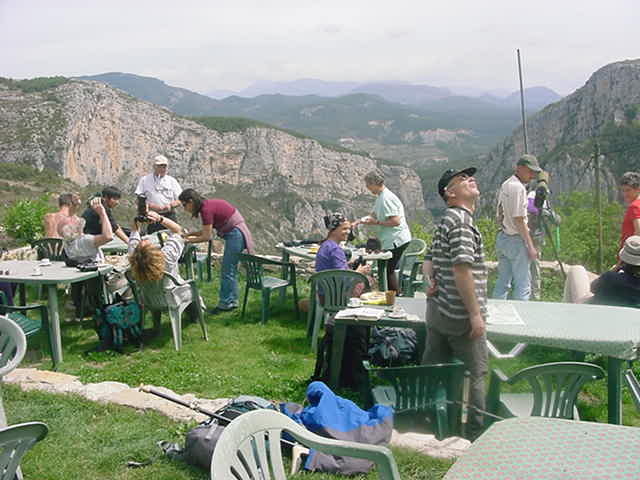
[395,238,426,297]
[195,240,213,282]
[239,254,299,324]
[211,409,401,480]
[485,361,605,426]
[308,269,370,352]
[0,292,51,364]
[362,359,465,440]
[0,422,48,480]
[125,270,208,351]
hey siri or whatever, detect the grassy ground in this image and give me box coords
[9,268,640,479]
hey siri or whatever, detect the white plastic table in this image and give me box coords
[486,299,640,425]
[0,260,113,367]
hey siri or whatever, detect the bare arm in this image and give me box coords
[114,226,129,243]
[146,211,183,235]
[92,201,114,247]
[452,262,485,339]
[633,218,640,236]
[513,216,537,260]
[184,224,213,243]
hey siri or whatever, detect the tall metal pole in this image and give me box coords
[517,49,528,154]
[594,142,603,272]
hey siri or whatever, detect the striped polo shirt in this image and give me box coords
[431,206,488,335]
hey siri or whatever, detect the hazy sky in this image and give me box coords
[1,0,637,96]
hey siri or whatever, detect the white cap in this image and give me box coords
[154,154,169,165]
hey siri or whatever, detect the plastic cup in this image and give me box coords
[33,266,42,276]
[385,290,396,305]
[41,258,51,265]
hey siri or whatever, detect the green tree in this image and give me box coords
[3,196,53,246]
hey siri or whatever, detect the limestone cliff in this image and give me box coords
[477,59,640,205]
[0,80,425,248]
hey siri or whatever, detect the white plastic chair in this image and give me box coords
[0,422,48,480]
[211,409,400,480]
[126,271,208,350]
[0,316,26,428]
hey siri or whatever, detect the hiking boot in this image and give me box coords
[207,305,237,315]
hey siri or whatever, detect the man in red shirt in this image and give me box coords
[619,172,640,250]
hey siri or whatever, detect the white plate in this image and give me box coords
[387,312,407,319]
[31,272,44,276]
[39,262,52,267]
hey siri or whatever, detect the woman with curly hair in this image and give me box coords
[128,210,185,284]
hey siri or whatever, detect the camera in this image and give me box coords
[135,194,149,222]
[87,192,103,207]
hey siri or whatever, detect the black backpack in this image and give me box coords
[368,327,417,367]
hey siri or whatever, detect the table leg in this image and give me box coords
[280,250,290,302]
[608,357,623,424]
[377,259,388,292]
[47,284,62,368]
[329,324,347,389]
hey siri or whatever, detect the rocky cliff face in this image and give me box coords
[477,59,640,204]
[0,80,425,248]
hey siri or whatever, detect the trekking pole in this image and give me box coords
[139,385,232,424]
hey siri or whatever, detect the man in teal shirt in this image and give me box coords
[356,170,412,292]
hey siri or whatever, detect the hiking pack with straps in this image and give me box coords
[368,326,417,367]
[93,288,143,352]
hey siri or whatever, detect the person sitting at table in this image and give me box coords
[563,235,640,307]
[312,213,371,388]
[43,192,82,238]
[58,197,114,321]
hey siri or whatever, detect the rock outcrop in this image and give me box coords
[477,59,640,205]
[0,80,426,247]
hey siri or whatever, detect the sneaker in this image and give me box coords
[207,305,237,315]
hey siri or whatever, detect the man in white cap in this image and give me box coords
[135,154,183,234]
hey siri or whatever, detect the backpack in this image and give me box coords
[183,396,278,471]
[93,294,143,352]
[368,327,417,367]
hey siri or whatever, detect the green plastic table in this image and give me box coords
[279,244,393,291]
[443,416,640,479]
[329,297,426,389]
[0,260,113,368]
[486,299,640,425]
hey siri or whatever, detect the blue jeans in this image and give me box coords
[218,228,246,309]
[492,232,531,301]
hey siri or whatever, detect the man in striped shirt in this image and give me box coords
[423,167,488,440]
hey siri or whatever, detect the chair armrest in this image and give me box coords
[163,271,187,287]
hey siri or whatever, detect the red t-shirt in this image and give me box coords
[200,199,236,230]
[620,198,640,248]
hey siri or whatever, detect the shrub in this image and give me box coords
[3,196,53,245]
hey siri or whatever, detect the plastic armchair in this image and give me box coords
[239,254,299,324]
[395,238,426,297]
[307,269,370,352]
[0,422,48,480]
[0,316,27,431]
[0,293,51,364]
[485,361,605,426]
[125,270,208,351]
[211,409,401,480]
[31,238,66,261]
[362,359,465,440]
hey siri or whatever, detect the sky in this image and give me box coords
[1,0,638,96]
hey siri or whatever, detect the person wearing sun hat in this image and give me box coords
[423,166,488,441]
[563,235,640,307]
[135,154,183,234]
